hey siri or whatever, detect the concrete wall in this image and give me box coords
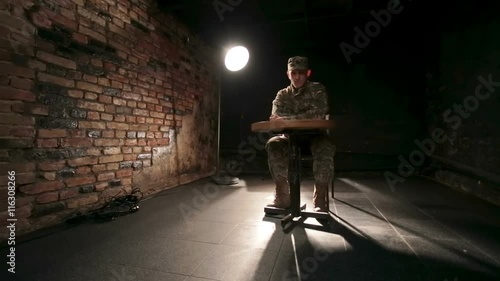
[0,0,218,241]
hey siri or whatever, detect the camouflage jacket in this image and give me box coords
[271,81,329,120]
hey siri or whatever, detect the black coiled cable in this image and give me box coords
[66,187,143,224]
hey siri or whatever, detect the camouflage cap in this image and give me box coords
[287,56,309,71]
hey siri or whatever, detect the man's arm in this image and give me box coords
[270,90,291,120]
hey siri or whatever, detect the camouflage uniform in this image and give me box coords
[266,56,335,211]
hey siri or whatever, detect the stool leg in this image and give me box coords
[326,181,330,212]
[331,178,334,199]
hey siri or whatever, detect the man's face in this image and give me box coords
[287,69,310,88]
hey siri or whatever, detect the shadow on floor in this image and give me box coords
[1,174,499,281]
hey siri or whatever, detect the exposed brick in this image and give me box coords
[66,194,99,209]
[20,181,64,195]
[0,75,9,86]
[62,138,93,147]
[97,77,110,86]
[27,59,47,71]
[143,96,159,104]
[37,51,77,70]
[101,130,114,138]
[0,13,29,33]
[0,162,35,174]
[38,129,68,138]
[133,108,149,116]
[97,172,115,181]
[0,114,34,125]
[10,77,34,90]
[98,95,112,104]
[104,104,115,113]
[116,168,132,178]
[51,14,78,31]
[99,154,123,164]
[35,139,58,148]
[95,182,108,191]
[59,188,79,200]
[0,86,36,101]
[83,74,98,83]
[86,148,101,156]
[78,100,105,113]
[124,139,137,146]
[112,97,127,106]
[79,25,106,43]
[78,121,106,129]
[65,175,96,187]
[76,166,91,175]
[121,92,141,101]
[38,160,66,171]
[79,184,94,193]
[11,127,35,137]
[38,73,75,88]
[68,90,84,99]
[101,113,113,121]
[71,0,85,6]
[36,192,59,204]
[72,32,88,44]
[91,164,106,173]
[157,138,169,145]
[115,130,127,137]
[0,139,33,149]
[26,104,49,116]
[94,138,119,146]
[104,163,117,172]
[150,112,165,119]
[11,102,24,113]
[115,115,125,122]
[106,122,129,130]
[67,157,98,167]
[76,81,103,93]
[123,154,136,161]
[30,8,54,28]
[111,80,123,89]
[121,177,132,186]
[103,147,120,155]
[60,7,76,20]
[42,172,56,180]
[87,111,100,120]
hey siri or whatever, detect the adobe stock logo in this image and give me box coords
[385,74,499,192]
[213,0,243,21]
[339,0,406,63]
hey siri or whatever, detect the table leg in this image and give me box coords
[288,133,301,217]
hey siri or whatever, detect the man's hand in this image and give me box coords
[269,114,289,120]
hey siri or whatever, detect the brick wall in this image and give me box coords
[0,0,218,241]
[423,0,500,205]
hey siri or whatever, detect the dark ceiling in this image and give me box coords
[157,0,434,55]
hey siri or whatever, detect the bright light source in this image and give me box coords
[224,46,249,72]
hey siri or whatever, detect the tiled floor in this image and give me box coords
[1,174,499,281]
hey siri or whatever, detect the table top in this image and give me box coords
[251,119,335,133]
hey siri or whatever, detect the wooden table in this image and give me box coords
[251,119,335,228]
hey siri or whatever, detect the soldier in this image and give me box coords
[266,56,335,212]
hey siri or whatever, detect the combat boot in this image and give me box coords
[267,177,290,209]
[313,183,328,212]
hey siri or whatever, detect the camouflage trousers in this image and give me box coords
[265,133,335,184]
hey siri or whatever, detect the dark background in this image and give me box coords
[157,0,500,174]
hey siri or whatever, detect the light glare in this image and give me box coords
[225,46,249,72]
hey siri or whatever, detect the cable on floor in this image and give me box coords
[66,188,143,224]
